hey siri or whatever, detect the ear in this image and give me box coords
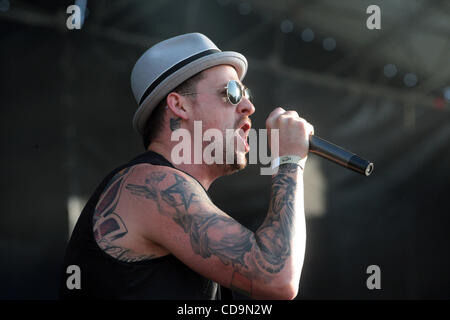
[166,92,191,120]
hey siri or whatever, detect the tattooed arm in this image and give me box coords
[253,163,306,297]
[124,162,305,300]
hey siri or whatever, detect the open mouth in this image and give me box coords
[236,121,251,153]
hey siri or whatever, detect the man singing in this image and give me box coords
[60,33,314,300]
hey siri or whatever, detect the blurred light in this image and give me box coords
[238,2,252,15]
[433,97,445,110]
[404,73,418,87]
[0,0,10,12]
[301,28,314,42]
[217,0,231,6]
[75,0,87,28]
[383,64,397,78]
[67,195,87,238]
[280,19,294,33]
[443,86,450,101]
[322,37,336,51]
[304,157,327,218]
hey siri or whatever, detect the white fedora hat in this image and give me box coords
[131,33,248,134]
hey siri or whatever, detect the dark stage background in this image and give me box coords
[1,0,449,299]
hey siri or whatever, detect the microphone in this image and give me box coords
[309,135,374,176]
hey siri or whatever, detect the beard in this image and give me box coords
[221,123,248,174]
[224,149,247,174]
[200,117,250,175]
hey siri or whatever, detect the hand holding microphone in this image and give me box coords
[266,107,374,176]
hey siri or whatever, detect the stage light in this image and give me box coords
[433,97,445,110]
[383,64,397,78]
[443,87,450,101]
[323,37,336,51]
[403,73,418,87]
[301,28,314,42]
[280,19,294,33]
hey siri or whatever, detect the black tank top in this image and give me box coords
[59,150,219,299]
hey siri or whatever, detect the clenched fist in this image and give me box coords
[266,107,314,160]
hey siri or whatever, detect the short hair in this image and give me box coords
[141,71,205,149]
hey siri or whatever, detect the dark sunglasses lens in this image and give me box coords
[244,88,253,103]
[227,80,242,105]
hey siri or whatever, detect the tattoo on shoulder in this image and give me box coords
[98,239,156,263]
[93,167,156,263]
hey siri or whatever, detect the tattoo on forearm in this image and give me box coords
[254,166,298,273]
[125,165,301,297]
[277,163,302,173]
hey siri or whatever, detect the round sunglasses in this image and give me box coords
[181,80,253,105]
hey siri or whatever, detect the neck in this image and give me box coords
[147,140,224,190]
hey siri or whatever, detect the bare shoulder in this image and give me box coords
[93,163,216,249]
[121,163,224,242]
[123,163,213,215]
[92,163,186,262]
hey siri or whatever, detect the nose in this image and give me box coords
[236,96,255,117]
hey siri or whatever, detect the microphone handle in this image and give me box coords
[309,135,374,176]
